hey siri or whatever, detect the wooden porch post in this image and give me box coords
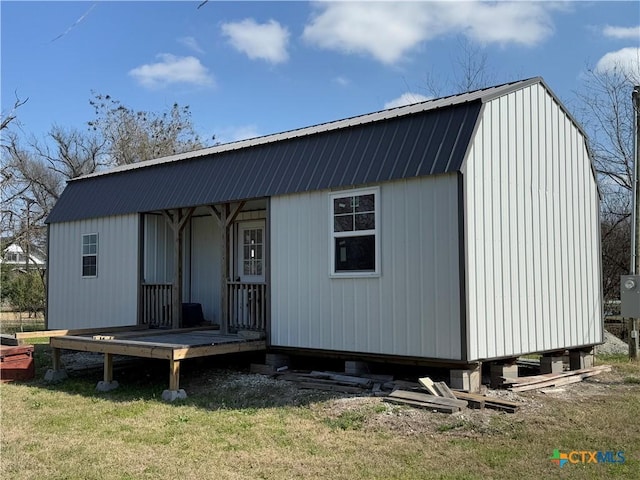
[207,202,246,335]
[220,204,229,334]
[163,208,195,330]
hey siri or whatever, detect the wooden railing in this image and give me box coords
[141,283,172,328]
[227,282,266,332]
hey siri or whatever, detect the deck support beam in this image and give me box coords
[104,353,113,383]
[162,358,187,402]
[44,347,68,383]
[169,359,180,391]
[96,353,119,392]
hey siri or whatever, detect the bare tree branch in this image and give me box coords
[0,93,28,131]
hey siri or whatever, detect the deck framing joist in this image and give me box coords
[49,328,266,392]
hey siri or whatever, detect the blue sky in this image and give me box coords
[1,1,639,146]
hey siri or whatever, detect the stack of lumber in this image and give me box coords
[503,365,611,392]
[275,371,390,394]
[449,390,520,413]
[384,377,520,414]
[260,367,523,413]
[421,377,520,413]
[384,389,467,413]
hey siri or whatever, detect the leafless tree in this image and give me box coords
[1,127,107,250]
[0,94,28,132]
[422,36,500,98]
[88,93,207,165]
[575,61,639,301]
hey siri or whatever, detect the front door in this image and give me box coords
[231,220,266,330]
[237,220,265,283]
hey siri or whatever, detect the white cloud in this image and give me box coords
[218,125,261,143]
[303,3,429,65]
[302,2,557,65]
[384,92,431,109]
[221,19,289,64]
[178,36,205,54]
[129,54,214,88]
[333,76,350,87]
[602,25,640,40]
[595,47,640,82]
[442,2,556,46]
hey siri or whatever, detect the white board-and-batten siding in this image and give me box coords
[47,214,139,329]
[270,174,462,360]
[463,83,602,361]
[143,214,223,324]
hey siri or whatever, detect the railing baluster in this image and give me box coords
[224,281,267,332]
[141,284,172,328]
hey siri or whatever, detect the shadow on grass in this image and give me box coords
[19,343,361,411]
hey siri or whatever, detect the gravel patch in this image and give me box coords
[594,330,629,355]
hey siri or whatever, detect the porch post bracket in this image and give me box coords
[206,205,222,226]
[226,201,246,227]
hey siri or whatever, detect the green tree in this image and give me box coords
[2,269,45,316]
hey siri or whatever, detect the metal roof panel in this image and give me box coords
[47,93,491,223]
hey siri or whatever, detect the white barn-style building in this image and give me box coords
[45,78,602,369]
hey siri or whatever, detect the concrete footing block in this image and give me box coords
[450,366,481,393]
[44,369,68,383]
[265,353,289,368]
[569,350,594,370]
[96,380,119,392]
[162,389,187,402]
[540,356,564,374]
[490,363,518,389]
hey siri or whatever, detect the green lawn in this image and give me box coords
[1,345,638,480]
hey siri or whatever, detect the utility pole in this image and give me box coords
[631,85,640,360]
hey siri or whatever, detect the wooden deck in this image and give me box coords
[49,327,266,392]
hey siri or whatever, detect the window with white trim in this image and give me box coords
[82,233,98,277]
[330,187,379,276]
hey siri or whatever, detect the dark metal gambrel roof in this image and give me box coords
[46,78,544,224]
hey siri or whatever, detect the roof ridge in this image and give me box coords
[73,77,541,182]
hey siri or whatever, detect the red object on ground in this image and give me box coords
[0,344,35,382]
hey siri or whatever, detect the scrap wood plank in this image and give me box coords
[383,397,459,414]
[418,377,440,396]
[389,390,468,409]
[509,367,612,392]
[450,391,485,409]
[503,365,611,386]
[362,373,394,382]
[451,391,520,413]
[278,373,370,389]
[296,382,364,394]
[507,365,612,386]
[308,371,373,387]
[434,381,457,399]
[393,379,421,390]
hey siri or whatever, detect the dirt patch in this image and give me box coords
[304,367,632,438]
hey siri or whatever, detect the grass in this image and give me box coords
[1,343,639,480]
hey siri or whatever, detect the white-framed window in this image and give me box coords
[330,187,380,277]
[82,233,98,278]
